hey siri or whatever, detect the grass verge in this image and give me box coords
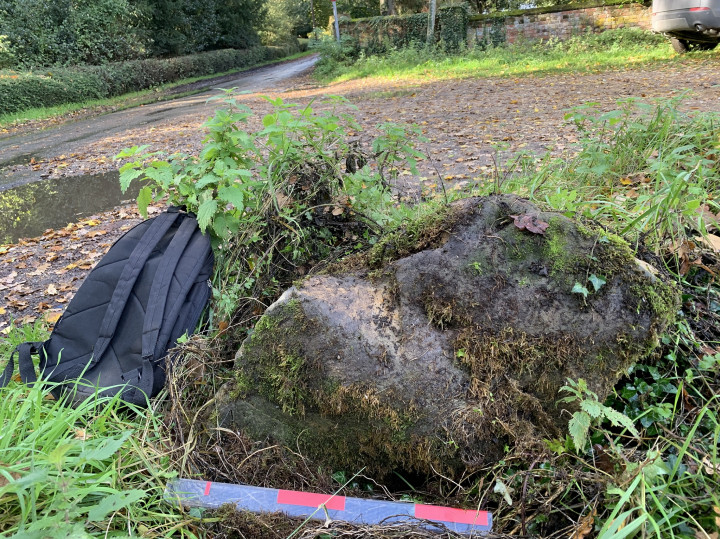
[314,28,699,84]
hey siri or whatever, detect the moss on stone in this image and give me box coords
[220,195,681,479]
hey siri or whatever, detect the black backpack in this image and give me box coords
[0,207,214,406]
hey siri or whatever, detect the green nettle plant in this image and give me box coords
[117,92,425,324]
[558,378,639,453]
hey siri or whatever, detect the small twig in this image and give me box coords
[425,143,449,205]
[520,455,542,536]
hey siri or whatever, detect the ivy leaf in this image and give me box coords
[137,186,153,218]
[568,411,591,452]
[588,274,606,292]
[197,199,218,233]
[572,282,589,298]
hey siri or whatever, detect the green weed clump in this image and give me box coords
[0,324,191,537]
[118,93,425,327]
[496,96,720,252]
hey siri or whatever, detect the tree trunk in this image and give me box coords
[427,0,436,44]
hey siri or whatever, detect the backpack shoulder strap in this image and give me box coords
[141,214,198,361]
[0,342,45,388]
[48,210,180,382]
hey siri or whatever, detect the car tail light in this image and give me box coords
[690,7,711,11]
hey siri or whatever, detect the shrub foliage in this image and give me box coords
[0,0,266,68]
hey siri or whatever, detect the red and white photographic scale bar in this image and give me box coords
[166,478,492,535]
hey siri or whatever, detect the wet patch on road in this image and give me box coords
[0,171,141,244]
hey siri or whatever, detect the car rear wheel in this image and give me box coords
[671,38,719,53]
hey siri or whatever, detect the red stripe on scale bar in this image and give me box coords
[415,503,490,526]
[277,489,346,511]
[204,482,212,496]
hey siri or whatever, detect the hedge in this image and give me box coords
[0,44,298,115]
[339,6,469,54]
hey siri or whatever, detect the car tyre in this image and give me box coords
[671,38,719,53]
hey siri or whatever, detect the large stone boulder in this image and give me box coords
[215,195,678,477]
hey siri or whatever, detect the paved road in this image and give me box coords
[0,55,318,189]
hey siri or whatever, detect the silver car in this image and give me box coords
[652,0,720,52]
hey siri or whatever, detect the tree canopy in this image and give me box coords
[0,0,266,67]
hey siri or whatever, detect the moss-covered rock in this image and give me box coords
[215,195,679,478]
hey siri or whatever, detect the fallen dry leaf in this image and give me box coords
[695,234,720,253]
[46,284,58,295]
[0,271,17,285]
[29,263,50,276]
[44,311,63,324]
[570,509,596,539]
[512,214,549,235]
[0,464,21,488]
[74,428,90,440]
[702,456,720,476]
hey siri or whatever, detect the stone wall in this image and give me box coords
[470,3,651,44]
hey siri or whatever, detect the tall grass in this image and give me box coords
[0,324,194,537]
[487,96,720,252]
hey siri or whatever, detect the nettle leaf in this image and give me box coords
[213,159,229,175]
[262,114,277,127]
[580,399,603,418]
[600,406,640,438]
[118,168,144,192]
[572,283,590,298]
[218,185,245,210]
[81,431,132,462]
[114,145,149,159]
[144,163,173,189]
[197,199,218,232]
[137,186,153,218]
[588,274,606,292]
[48,443,75,467]
[212,214,230,239]
[196,173,219,190]
[568,411,591,452]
